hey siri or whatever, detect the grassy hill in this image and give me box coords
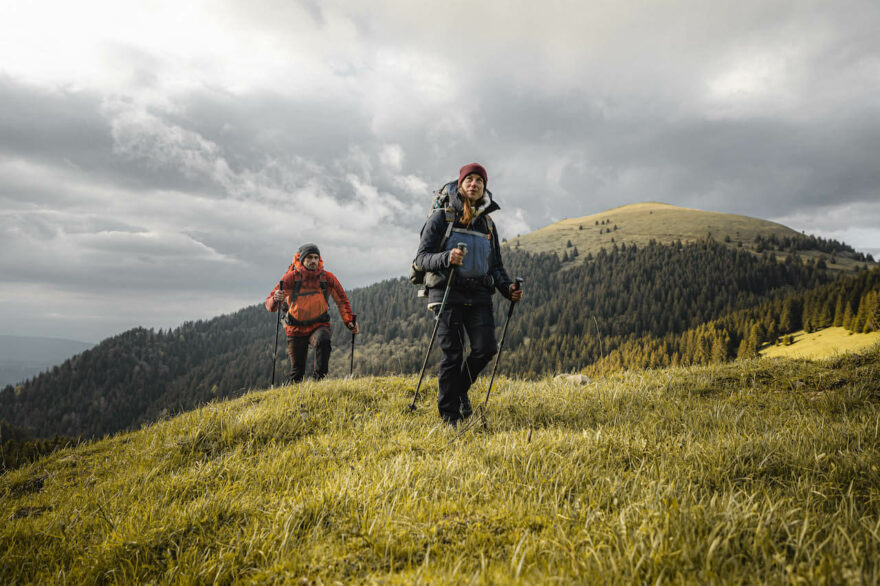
[3,204,874,445]
[3,347,879,583]
[7,240,844,440]
[508,202,874,272]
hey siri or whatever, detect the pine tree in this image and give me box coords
[842,302,854,330]
[779,298,794,333]
[870,291,880,331]
[710,332,728,363]
[743,323,761,357]
[833,295,845,326]
[859,291,879,332]
[852,296,868,332]
[817,298,833,329]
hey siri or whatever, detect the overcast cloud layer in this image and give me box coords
[2,0,879,342]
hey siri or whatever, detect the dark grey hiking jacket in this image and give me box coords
[414,182,514,306]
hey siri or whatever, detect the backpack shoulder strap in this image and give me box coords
[319,271,329,301]
[289,269,303,302]
[439,207,456,249]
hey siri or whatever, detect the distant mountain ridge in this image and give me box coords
[0,335,94,387]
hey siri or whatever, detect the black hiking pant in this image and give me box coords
[436,303,497,423]
[286,326,331,382]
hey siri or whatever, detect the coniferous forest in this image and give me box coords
[1,239,878,447]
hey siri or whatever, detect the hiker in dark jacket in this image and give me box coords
[414,163,523,426]
[266,243,358,382]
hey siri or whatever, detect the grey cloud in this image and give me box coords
[2,0,880,341]
[0,77,111,165]
[168,90,373,174]
[0,79,225,197]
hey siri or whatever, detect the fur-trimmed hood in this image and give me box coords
[443,181,500,219]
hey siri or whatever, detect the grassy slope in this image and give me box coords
[2,348,879,584]
[507,202,871,272]
[762,327,880,360]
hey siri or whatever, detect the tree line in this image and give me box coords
[582,267,880,375]
[752,233,875,262]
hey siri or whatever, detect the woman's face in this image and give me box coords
[460,173,485,204]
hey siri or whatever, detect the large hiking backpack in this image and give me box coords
[282,270,331,326]
[409,182,495,288]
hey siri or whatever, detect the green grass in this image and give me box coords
[2,347,880,583]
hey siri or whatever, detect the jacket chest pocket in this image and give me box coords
[446,228,491,278]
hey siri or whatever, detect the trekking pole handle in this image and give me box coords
[508,277,524,317]
[456,242,467,261]
[351,313,358,332]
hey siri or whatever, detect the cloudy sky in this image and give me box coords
[2,0,879,343]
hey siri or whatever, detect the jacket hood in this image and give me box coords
[290,252,325,273]
[444,181,500,218]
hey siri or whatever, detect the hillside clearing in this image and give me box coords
[2,348,879,583]
[761,326,880,360]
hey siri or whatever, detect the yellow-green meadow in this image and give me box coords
[3,346,879,583]
[762,326,880,360]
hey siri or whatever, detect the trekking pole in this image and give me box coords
[482,277,524,409]
[409,243,467,411]
[349,313,357,376]
[271,280,283,386]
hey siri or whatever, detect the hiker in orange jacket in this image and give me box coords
[265,243,358,382]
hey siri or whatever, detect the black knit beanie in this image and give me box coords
[298,243,321,259]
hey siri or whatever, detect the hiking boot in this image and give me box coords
[442,415,459,429]
[459,395,473,419]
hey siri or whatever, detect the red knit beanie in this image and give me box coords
[458,163,488,187]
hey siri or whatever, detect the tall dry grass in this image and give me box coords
[2,347,879,583]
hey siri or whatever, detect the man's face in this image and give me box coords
[460,173,485,204]
[303,253,320,270]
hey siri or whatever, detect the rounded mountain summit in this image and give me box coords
[506,202,869,272]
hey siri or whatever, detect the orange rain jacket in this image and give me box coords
[265,252,354,337]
